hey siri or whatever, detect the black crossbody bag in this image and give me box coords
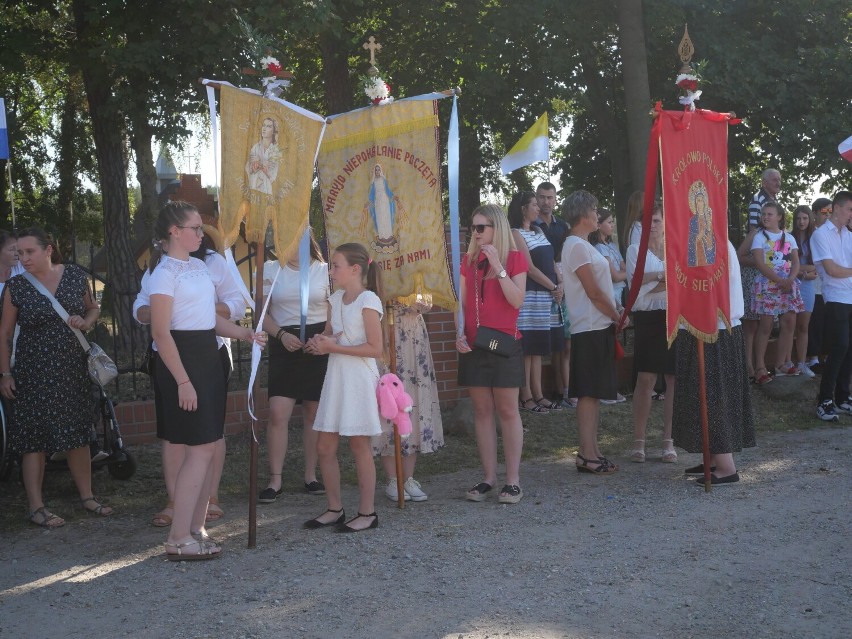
[471,262,516,357]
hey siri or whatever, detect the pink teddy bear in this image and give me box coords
[376,373,414,436]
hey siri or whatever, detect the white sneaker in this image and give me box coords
[600,393,627,405]
[385,478,411,502]
[404,477,428,502]
[799,363,816,378]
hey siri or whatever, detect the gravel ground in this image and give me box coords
[1,426,850,639]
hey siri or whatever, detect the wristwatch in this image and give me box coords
[551,283,558,292]
[657,272,664,281]
[498,269,508,279]
[0,372,11,377]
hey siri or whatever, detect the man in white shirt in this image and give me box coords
[809,191,852,421]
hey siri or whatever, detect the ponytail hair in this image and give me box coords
[150,200,198,273]
[17,227,62,263]
[334,242,387,357]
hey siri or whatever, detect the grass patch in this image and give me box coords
[0,383,833,533]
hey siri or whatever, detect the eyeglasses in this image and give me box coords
[470,224,494,234]
[177,225,204,237]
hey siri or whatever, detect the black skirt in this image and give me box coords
[672,326,756,454]
[153,343,231,440]
[632,310,676,376]
[155,329,226,446]
[569,325,617,400]
[457,337,524,388]
[267,321,329,402]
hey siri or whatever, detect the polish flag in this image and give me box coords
[840,135,852,163]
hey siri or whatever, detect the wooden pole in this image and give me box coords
[386,301,405,508]
[248,238,265,547]
[697,340,712,493]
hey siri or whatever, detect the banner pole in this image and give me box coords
[248,238,265,548]
[386,302,405,509]
[7,162,15,230]
[696,340,712,492]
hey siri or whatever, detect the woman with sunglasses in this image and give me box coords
[456,205,528,504]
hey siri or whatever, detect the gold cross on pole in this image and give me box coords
[363,36,382,67]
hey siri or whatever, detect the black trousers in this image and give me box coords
[818,302,852,403]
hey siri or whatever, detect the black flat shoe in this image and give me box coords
[304,480,326,495]
[258,487,284,504]
[696,472,740,486]
[337,512,378,533]
[303,508,345,529]
[684,463,717,476]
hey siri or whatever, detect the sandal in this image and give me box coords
[520,398,549,414]
[151,502,174,527]
[661,439,678,463]
[755,369,773,385]
[205,497,224,522]
[631,439,646,463]
[304,480,326,495]
[576,453,619,475]
[498,484,523,504]
[651,392,665,401]
[535,397,563,411]
[80,497,113,517]
[164,539,222,562]
[29,506,65,529]
[465,481,493,502]
[303,508,345,529]
[337,512,379,533]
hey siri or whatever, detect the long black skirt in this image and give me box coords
[155,329,226,446]
[672,326,756,454]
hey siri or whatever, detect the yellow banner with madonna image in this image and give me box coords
[318,100,456,309]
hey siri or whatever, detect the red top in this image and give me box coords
[461,250,528,344]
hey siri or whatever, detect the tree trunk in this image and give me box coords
[56,78,83,256]
[73,0,145,354]
[578,44,632,224]
[130,113,158,237]
[616,0,652,193]
[318,32,354,115]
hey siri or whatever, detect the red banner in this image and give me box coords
[656,107,735,343]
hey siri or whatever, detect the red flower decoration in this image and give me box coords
[678,79,698,92]
[385,83,391,93]
[372,97,381,105]
[267,62,283,75]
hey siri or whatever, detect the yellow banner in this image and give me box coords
[219,85,324,261]
[318,100,456,309]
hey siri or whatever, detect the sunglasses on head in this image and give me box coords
[470,223,494,234]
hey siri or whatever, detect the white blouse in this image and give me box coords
[626,245,666,312]
[148,256,216,330]
[562,236,614,335]
[263,260,330,327]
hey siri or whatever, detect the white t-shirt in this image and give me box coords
[810,221,852,304]
[263,260,330,327]
[561,236,613,335]
[726,241,744,328]
[628,221,642,247]
[148,256,216,330]
[626,244,666,312]
[0,262,24,298]
[750,229,799,254]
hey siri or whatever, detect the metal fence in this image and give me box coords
[70,242,268,401]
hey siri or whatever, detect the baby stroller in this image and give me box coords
[0,381,136,481]
[45,381,137,479]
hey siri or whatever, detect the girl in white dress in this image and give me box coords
[304,243,385,532]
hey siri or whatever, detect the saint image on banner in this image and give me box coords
[687,180,715,267]
[245,117,281,195]
[364,163,404,253]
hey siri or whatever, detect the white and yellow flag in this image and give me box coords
[500,112,549,175]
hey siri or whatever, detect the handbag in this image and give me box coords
[138,341,155,376]
[471,262,516,358]
[23,271,118,387]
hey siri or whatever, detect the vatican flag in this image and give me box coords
[500,112,549,175]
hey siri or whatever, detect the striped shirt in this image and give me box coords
[748,188,774,229]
